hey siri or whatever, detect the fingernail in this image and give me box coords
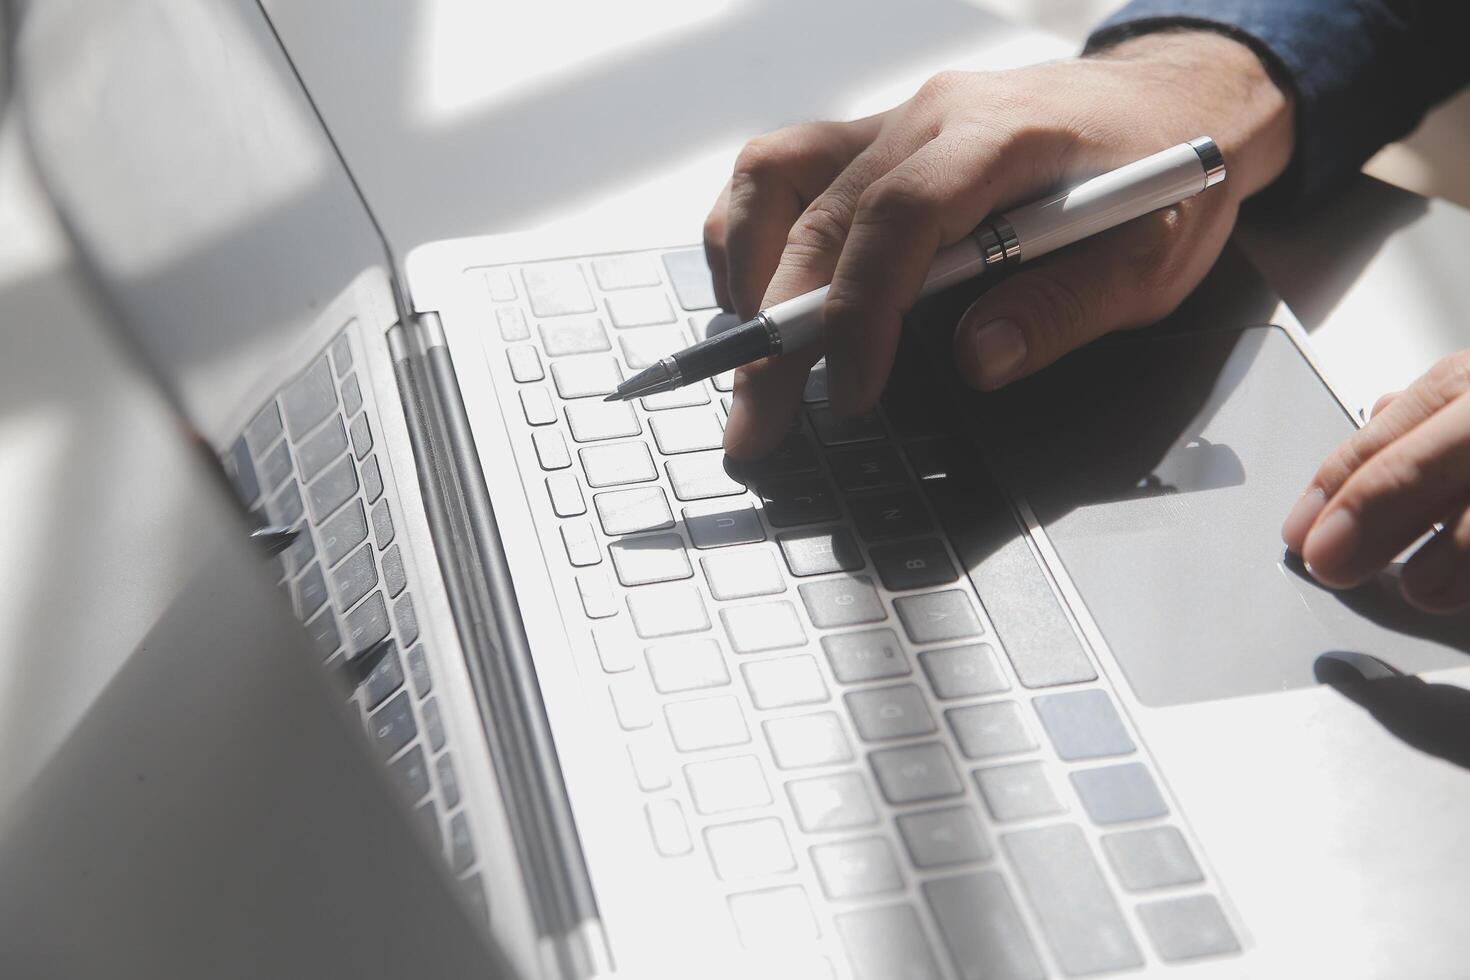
[1281,487,1326,549]
[969,319,1027,389]
[1303,507,1359,577]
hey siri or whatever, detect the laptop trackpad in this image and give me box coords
[984,325,1470,707]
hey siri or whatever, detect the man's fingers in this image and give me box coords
[722,349,823,460]
[1401,505,1470,612]
[1283,350,1470,554]
[1370,390,1401,419]
[1300,389,1470,588]
[703,180,733,311]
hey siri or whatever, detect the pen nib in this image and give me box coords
[607,360,679,402]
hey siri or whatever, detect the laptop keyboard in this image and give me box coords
[476,250,1241,977]
[220,329,489,923]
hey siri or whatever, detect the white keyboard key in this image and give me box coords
[566,400,641,443]
[606,289,675,328]
[645,799,693,856]
[618,324,691,370]
[609,676,655,730]
[575,569,618,619]
[763,712,854,770]
[728,886,819,949]
[646,637,730,693]
[591,621,638,673]
[665,695,749,751]
[593,253,662,290]
[701,549,785,600]
[720,600,806,654]
[523,262,595,317]
[560,520,602,567]
[627,582,709,638]
[974,762,1065,822]
[786,772,879,833]
[811,837,904,899]
[947,701,1036,760]
[546,472,586,517]
[705,818,795,881]
[641,384,711,411]
[520,386,556,425]
[667,452,746,501]
[650,408,725,454]
[609,532,692,586]
[802,362,828,403]
[627,733,674,791]
[532,429,571,470]
[507,345,544,383]
[484,268,516,302]
[685,755,771,814]
[665,253,720,311]
[594,486,673,535]
[538,315,610,357]
[713,370,735,392]
[685,500,765,548]
[551,355,622,399]
[845,684,936,742]
[582,442,657,488]
[496,306,530,341]
[742,655,829,710]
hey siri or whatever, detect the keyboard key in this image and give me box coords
[551,355,622,398]
[662,250,718,311]
[849,488,932,541]
[361,455,383,503]
[331,334,353,375]
[389,744,430,802]
[777,527,863,577]
[641,384,710,411]
[226,436,259,504]
[305,606,340,658]
[798,576,886,629]
[684,500,764,547]
[1071,763,1167,824]
[281,528,317,576]
[742,655,828,709]
[705,817,794,881]
[371,498,395,549]
[436,752,461,809]
[686,755,771,814]
[245,400,284,455]
[350,413,372,459]
[370,691,417,757]
[1003,824,1143,975]
[919,643,1007,700]
[606,289,675,328]
[1033,690,1135,761]
[269,479,305,526]
[344,592,391,658]
[786,772,877,832]
[282,355,337,440]
[627,733,673,791]
[646,637,729,693]
[802,363,828,404]
[870,539,956,592]
[665,695,749,751]
[421,695,445,751]
[496,307,530,342]
[807,406,884,446]
[523,262,595,317]
[720,600,805,654]
[701,548,785,600]
[581,442,657,487]
[576,570,619,619]
[846,684,935,741]
[627,582,709,637]
[764,712,853,770]
[666,452,745,500]
[340,374,363,418]
[538,315,610,356]
[646,799,694,857]
[727,433,818,483]
[320,499,368,566]
[609,532,691,585]
[560,520,602,567]
[618,324,690,370]
[923,871,1045,980]
[507,344,545,383]
[484,267,516,302]
[609,675,655,730]
[1102,827,1202,891]
[331,543,378,610]
[828,444,908,493]
[821,629,910,683]
[894,590,982,644]
[382,542,407,598]
[650,408,723,454]
[898,806,991,868]
[258,439,293,493]
[293,562,329,618]
[1136,895,1239,962]
[361,643,405,709]
[406,644,432,698]
[836,905,943,980]
[532,429,572,470]
[546,472,587,517]
[308,454,358,522]
[759,477,838,527]
[593,253,661,290]
[520,386,557,425]
[975,762,1064,822]
[416,800,441,851]
[591,621,637,672]
[870,742,963,803]
[948,702,1036,760]
[712,370,734,392]
[811,837,903,899]
[566,400,641,443]
[448,811,475,874]
[395,593,419,649]
[594,486,673,534]
[728,886,818,949]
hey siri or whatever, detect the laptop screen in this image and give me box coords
[14,0,394,441]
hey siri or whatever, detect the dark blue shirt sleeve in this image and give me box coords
[1086,1,1470,208]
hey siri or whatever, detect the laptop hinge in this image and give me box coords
[392,311,607,979]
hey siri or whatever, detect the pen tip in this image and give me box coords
[603,392,623,402]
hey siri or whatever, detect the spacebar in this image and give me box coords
[920,440,1095,688]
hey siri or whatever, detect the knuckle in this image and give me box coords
[1351,450,1422,511]
[854,172,937,229]
[732,134,791,182]
[914,70,968,105]
[702,210,726,249]
[787,196,851,256]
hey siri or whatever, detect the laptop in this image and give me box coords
[11,0,1470,977]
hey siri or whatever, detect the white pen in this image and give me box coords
[608,136,1226,401]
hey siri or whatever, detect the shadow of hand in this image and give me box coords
[1316,651,1470,770]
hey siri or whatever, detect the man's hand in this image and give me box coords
[1283,350,1470,612]
[704,32,1294,458]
